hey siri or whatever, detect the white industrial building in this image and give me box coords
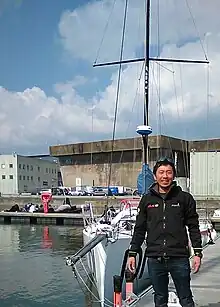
[0,154,58,195]
[190,151,220,197]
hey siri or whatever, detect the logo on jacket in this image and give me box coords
[147,204,159,208]
[171,203,180,207]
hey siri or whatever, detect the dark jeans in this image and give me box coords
[147,257,194,307]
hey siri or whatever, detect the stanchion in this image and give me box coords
[113,275,122,307]
[125,269,134,303]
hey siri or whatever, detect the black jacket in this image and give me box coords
[129,182,202,257]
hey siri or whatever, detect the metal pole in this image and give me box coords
[142,0,150,168]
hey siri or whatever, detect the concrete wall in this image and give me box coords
[50,135,189,188]
[59,148,188,188]
[50,135,189,157]
[189,138,220,152]
[60,162,142,188]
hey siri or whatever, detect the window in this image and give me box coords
[38,177,40,182]
[9,163,13,168]
[2,175,5,179]
[46,168,48,173]
[9,175,13,179]
[19,175,22,180]
[23,176,25,180]
[27,165,29,171]
[52,169,53,174]
[31,176,33,181]
[38,166,40,172]
[27,176,29,181]
[19,164,21,169]
[23,164,25,170]
[30,165,33,171]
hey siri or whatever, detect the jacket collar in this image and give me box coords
[149,181,181,200]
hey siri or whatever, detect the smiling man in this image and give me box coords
[127,157,202,307]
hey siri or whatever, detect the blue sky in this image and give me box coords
[0,0,219,154]
[0,0,88,95]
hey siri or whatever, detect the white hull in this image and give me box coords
[83,222,217,306]
[83,226,150,306]
[66,199,217,307]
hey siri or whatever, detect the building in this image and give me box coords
[49,135,189,189]
[0,154,59,195]
[189,138,220,197]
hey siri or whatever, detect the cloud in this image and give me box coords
[1,32,220,154]
[58,0,220,62]
[1,1,220,154]
[59,0,146,62]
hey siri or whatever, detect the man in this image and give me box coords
[127,157,202,307]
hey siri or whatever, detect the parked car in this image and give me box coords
[92,187,107,196]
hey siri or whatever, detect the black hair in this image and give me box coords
[153,157,176,177]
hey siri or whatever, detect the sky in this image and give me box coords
[0,0,220,155]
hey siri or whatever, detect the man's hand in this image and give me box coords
[127,256,136,273]
[192,255,201,274]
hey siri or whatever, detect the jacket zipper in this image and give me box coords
[163,201,166,256]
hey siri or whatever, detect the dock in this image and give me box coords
[0,211,96,226]
[133,236,220,307]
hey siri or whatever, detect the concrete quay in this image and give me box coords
[0,195,124,214]
[0,195,219,217]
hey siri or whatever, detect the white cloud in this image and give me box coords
[1,1,220,153]
[59,0,220,61]
[59,0,145,62]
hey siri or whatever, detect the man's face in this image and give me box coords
[154,164,174,188]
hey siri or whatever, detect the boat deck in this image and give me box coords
[134,236,220,307]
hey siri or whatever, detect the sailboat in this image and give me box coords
[65,1,217,306]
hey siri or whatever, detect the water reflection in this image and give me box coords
[17,224,83,254]
[0,224,100,307]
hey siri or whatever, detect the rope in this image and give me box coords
[74,265,113,306]
[106,0,129,208]
[80,259,114,305]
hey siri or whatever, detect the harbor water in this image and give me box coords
[0,224,101,307]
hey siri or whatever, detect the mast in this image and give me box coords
[143,0,151,165]
[93,0,209,196]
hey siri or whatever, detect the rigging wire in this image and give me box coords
[156,0,161,158]
[184,0,208,61]
[115,3,144,175]
[206,63,210,199]
[106,0,129,206]
[94,0,117,64]
[118,63,145,162]
[150,63,175,162]
[171,64,188,178]
[172,0,190,179]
